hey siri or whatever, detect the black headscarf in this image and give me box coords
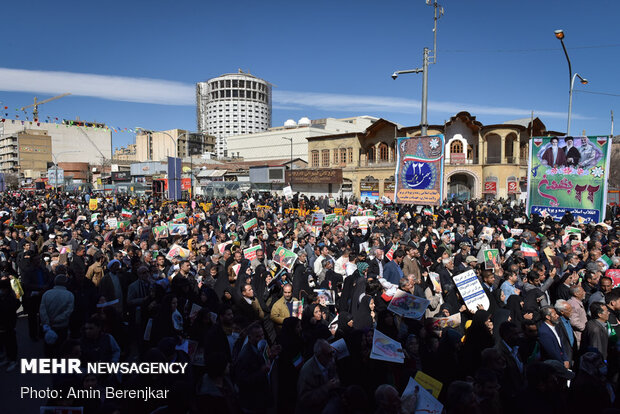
[353,295,374,330]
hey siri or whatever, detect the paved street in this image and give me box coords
[1,312,52,413]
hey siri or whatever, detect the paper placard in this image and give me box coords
[387,289,429,319]
[453,269,489,312]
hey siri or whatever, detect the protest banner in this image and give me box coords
[244,245,261,261]
[482,249,500,270]
[386,243,399,261]
[311,212,324,227]
[510,228,523,237]
[229,201,238,209]
[314,289,336,306]
[414,371,443,399]
[351,216,374,230]
[166,244,190,261]
[169,223,188,236]
[153,225,169,239]
[283,186,293,199]
[243,217,258,231]
[106,217,118,229]
[324,213,337,224]
[429,313,461,333]
[218,240,233,254]
[117,220,131,230]
[273,246,298,271]
[394,135,445,205]
[88,198,98,211]
[527,136,611,223]
[454,269,490,312]
[428,272,441,292]
[387,289,430,320]
[370,329,405,363]
[607,269,620,288]
[402,377,443,414]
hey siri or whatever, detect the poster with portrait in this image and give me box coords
[387,289,430,320]
[273,246,298,271]
[453,269,490,312]
[527,136,611,223]
[394,135,445,205]
[166,244,190,261]
[314,289,336,306]
[402,377,443,414]
[153,225,169,239]
[482,249,500,270]
[168,223,188,236]
[370,329,405,364]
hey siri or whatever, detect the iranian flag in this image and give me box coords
[386,243,399,261]
[121,209,132,218]
[599,254,613,271]
[521,243,538,257]
[423,207,433,216]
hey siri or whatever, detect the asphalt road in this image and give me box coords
[0,312,52,414]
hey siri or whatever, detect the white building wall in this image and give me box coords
[226,117,377,163]
[1,120,112,164]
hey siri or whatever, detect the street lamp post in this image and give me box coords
[554,30,588,136]
[392,0,443,136]
[282,137,293,168]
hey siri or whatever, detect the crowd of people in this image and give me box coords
[0,190,619,414]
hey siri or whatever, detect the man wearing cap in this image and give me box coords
[39,274,74,356]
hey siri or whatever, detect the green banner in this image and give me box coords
[527,136,611,223]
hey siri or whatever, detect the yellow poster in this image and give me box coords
[89,198,98,211]
[414,371,443,398]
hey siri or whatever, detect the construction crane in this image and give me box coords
[20,93,71,120]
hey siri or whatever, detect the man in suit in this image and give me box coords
[382,250,405,285]
[367,248,386,280]
[402,245,422,281]
[296,339,340,414]
[580,301,610,360]
[538,306,571,368]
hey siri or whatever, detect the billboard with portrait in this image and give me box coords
[526,136,611,223]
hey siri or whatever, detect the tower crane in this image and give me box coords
[20,93,71,120]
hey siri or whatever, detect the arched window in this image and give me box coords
[379,143,389,162]
[450,140,463,154]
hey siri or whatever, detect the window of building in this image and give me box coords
[367,147,375,162]
[226,80,231,87]
[321,150,330,167]
[379,143,389,162]
[340,148,347,165]
[333,149,339,164]
[450,140,463,154]
[347,148,353,163]
[239,80,244,88]
[232,80,238,87]
[311,150,319,167]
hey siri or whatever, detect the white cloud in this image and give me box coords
[0,68,195,105]
[0,67,583,120]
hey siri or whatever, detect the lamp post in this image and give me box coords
[392,0,443,136]
[282,137,293,168]
[554,30,588,136]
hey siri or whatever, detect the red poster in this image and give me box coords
[484,182,497,193]
[507,181,519,193]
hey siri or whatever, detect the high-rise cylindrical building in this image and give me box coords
[196,70,272,158]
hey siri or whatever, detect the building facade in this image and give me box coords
[305,112,557,201]
[226,116,377,162]
[113,144,137,161]
[0,119,112,165]
[0,127,52,178]
[196,70,272,158]
[135,129,215,162]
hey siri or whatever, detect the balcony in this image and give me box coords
[358,160,395,168]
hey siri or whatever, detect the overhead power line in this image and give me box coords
[574,90,620,98]
[443,44,620,54]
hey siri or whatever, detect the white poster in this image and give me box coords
[453,269,489,312]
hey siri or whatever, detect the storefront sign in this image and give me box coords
[285,169,342,184]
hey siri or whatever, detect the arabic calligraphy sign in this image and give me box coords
[394,135,445,205]
[285,169,342,184]
[526,136,611,223]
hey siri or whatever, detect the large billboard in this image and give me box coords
[394,135,445,205]
[526,136,611,223]
[167,157,182,200]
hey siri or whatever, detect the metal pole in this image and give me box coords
[559,39,572,135]
[421,48,430,136]
[568,74,576,136]
[290,139,293,166]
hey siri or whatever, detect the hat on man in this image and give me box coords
[465,256,478,264]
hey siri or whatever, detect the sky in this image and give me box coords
[1,0,619,150]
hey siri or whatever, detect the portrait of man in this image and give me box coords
[565,137,581,167]
[541,137,566,167]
